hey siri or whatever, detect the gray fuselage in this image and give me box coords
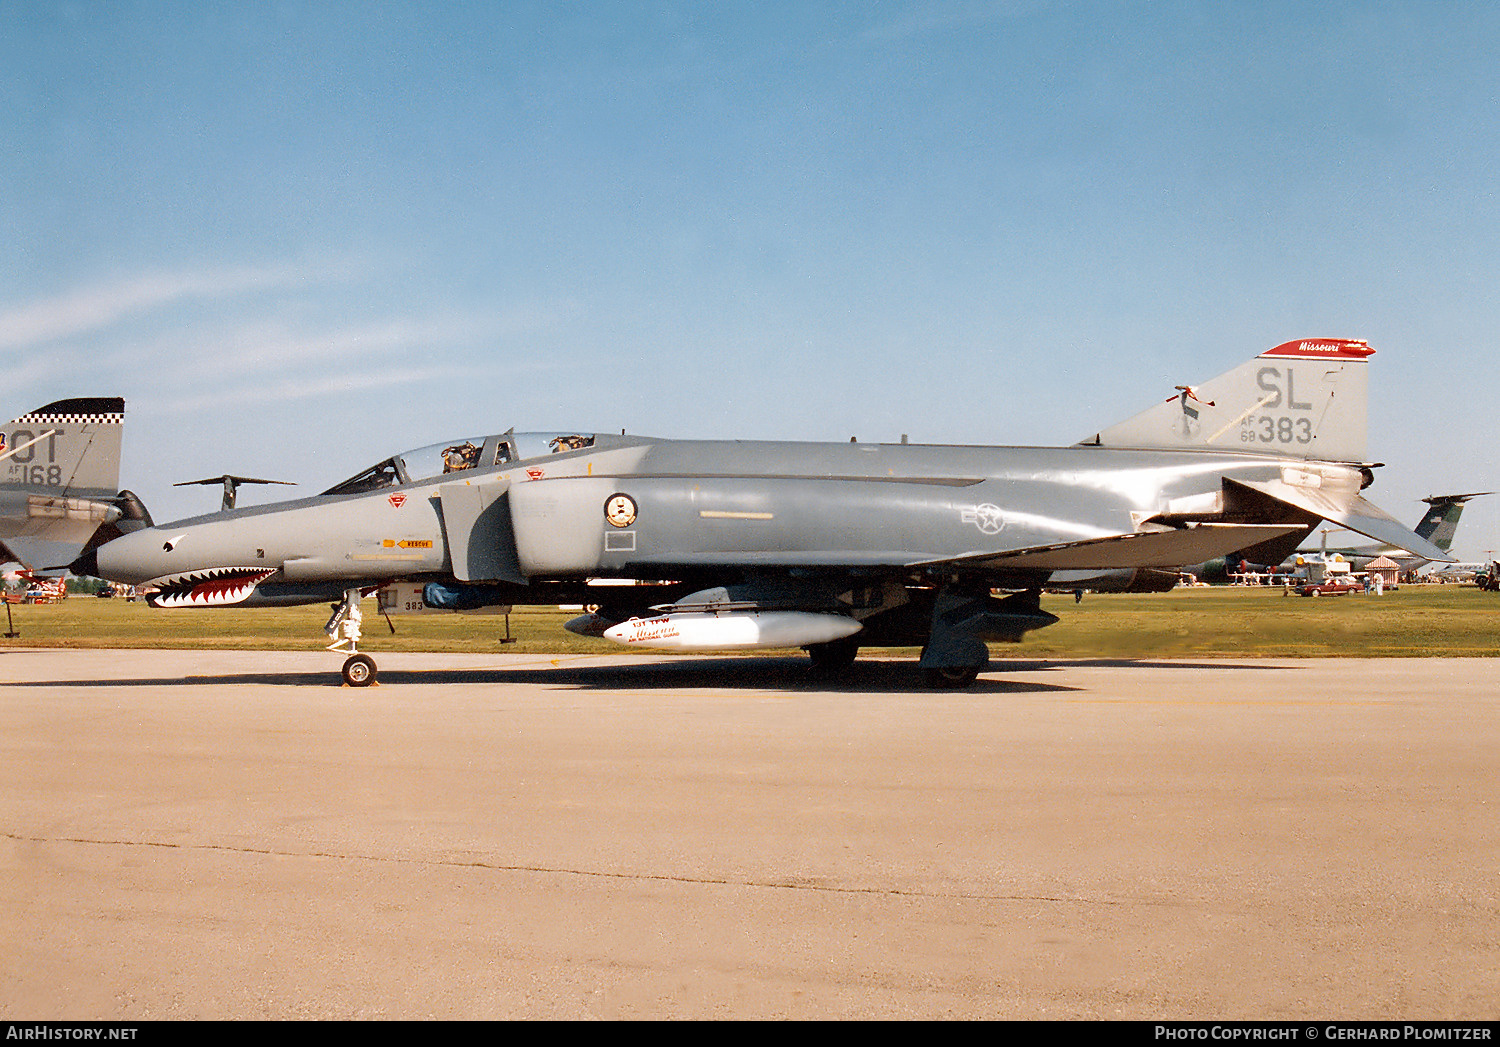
[92,432,1339,594]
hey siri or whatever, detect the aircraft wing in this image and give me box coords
[1232,479,1454,563]
[626,523,1302,574]
[910,523,1305,572]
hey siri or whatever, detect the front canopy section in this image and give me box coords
[320,431,598,496]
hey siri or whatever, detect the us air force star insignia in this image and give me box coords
[604,493,638,528]
[962,503,1006,535]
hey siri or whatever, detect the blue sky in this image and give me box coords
[4,1,1498,559]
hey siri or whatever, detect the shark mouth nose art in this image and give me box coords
[145,567,278,608]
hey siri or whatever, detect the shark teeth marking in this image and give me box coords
[146,567,278,608]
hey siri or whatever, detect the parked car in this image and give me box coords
[1298,579,1362,597]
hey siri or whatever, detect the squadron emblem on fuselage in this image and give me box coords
[604,493,638,528]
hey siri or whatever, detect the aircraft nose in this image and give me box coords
[88,527,169,585]
[69,547,99,578]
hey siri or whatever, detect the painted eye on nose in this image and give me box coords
[163,535,186,552]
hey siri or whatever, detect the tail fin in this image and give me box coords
[0,398,125,571]
[2,398,125,497]
[1414,492,1493,552]
[1081,339,1374,462]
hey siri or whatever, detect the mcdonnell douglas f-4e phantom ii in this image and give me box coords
[78,338,1450,687]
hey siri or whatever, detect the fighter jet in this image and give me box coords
[78,339,1450,687]
[0,398,136,572]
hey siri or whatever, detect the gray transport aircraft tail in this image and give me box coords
[1414,492,1491,552]
[0,398,126,571]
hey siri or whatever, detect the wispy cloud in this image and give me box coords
[117,301,577,415]
[0,261,354,351]
[147,365,468,416]
[2,350,84,396]
[4,258,584,436]
[167,312,550,382]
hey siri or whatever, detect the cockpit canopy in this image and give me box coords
[321,432,596,496]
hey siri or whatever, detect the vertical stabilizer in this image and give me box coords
[1415,492,1493,552]
[1082,339,1374,462]
[2,397,125,497]
[0,398,126,570]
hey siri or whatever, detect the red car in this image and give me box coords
[1298,579,1363,597]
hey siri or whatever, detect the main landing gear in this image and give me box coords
[921,665,981,689]
[326,588,378,687]
[805,636,859,677]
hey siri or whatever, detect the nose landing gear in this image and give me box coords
[326,588,379,687]
[340,652,377,687]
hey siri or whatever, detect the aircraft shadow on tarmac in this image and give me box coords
[6,655,1292,695]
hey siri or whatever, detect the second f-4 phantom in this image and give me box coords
[0,398,136,573]
[79,339,1449,687]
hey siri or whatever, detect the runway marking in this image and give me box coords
[2,830,1154,908]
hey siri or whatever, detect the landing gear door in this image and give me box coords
[438,478,526,584]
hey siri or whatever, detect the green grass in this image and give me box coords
[0,600,601,655]
[1021,584,1500,657]
[4,584,1497,658]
